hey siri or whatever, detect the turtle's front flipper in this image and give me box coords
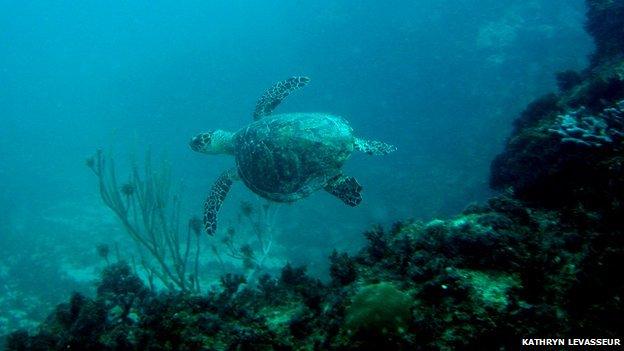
[204,168,238,235]
[253,76,310,120]
[354,138,397,155]
[324,174,363,207]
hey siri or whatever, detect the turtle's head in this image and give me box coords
[189,130,235,155]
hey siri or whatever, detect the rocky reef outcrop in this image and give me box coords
[5,1,624,350]
[6,193,622,350]
[585,0,624,68]
[491,0,624,214]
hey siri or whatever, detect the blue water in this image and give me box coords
[0,0,592,334]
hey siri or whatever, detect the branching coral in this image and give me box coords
[549,100,624,147]
[550,110,612,147]
[218,200,278,294]
[86,149,201,292]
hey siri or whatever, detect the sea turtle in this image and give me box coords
[190,76,396,235]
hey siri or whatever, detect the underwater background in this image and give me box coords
[2,0,623,349]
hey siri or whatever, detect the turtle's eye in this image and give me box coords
[190,132,213,152]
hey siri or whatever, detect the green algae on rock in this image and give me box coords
[344,282,413,335]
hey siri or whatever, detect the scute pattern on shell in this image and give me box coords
[234,113,355,202]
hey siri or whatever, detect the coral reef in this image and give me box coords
[556,70,584,93]
[549,100,624,147]
[6,191,624,349]
[4,1,624,349]
[490,96,624,209]
[491,0,624,211]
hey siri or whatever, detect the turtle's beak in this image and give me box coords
[189,135,203,152]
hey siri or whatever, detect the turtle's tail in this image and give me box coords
[354,138,397,155]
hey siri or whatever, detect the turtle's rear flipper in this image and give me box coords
[355,138,397,155]
[324,175,363,207]
[253,76,310,120]
[204,168,238,235]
